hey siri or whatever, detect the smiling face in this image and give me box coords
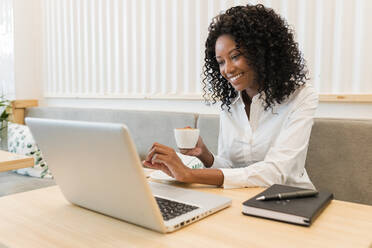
[215,34,258,97]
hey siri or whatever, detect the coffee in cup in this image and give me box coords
[174,126,200,149]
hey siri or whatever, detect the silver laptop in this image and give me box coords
[26,117,231,233]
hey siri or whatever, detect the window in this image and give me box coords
[0,0,14,99]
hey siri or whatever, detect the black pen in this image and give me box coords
[256,189,318,201]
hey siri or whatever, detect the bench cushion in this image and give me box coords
[197,114,219,155]
[306,118,372,205]
[25,107,197,159]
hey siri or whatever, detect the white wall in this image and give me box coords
[13,0,43,100]
[316,103,372,119]
[42,97,372,120]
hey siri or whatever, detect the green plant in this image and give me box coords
[0,96,12,125]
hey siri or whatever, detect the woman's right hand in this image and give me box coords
[179,136,214,167]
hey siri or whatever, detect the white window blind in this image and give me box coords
[43,0,372,99]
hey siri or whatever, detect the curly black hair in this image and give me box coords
[202,4,308,111]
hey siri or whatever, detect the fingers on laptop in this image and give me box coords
[145,143,187,175]
[146,143,174,163]
[143,160,173,177]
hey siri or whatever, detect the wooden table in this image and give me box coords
[0,150,34,172]
[0,184,371,248]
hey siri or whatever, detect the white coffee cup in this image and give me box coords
[174,128,200,149]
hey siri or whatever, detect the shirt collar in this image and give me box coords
[231,91,262,105]
[231,91,280,114]
[230,92,241,105]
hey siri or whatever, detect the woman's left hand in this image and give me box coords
[143,143,193,183]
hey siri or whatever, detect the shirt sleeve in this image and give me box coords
[220,87,318,189]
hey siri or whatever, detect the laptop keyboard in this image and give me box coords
[155,197,199,221]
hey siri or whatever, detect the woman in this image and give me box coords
[144,4,317,189]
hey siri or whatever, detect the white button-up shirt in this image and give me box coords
[211,84,318,189]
